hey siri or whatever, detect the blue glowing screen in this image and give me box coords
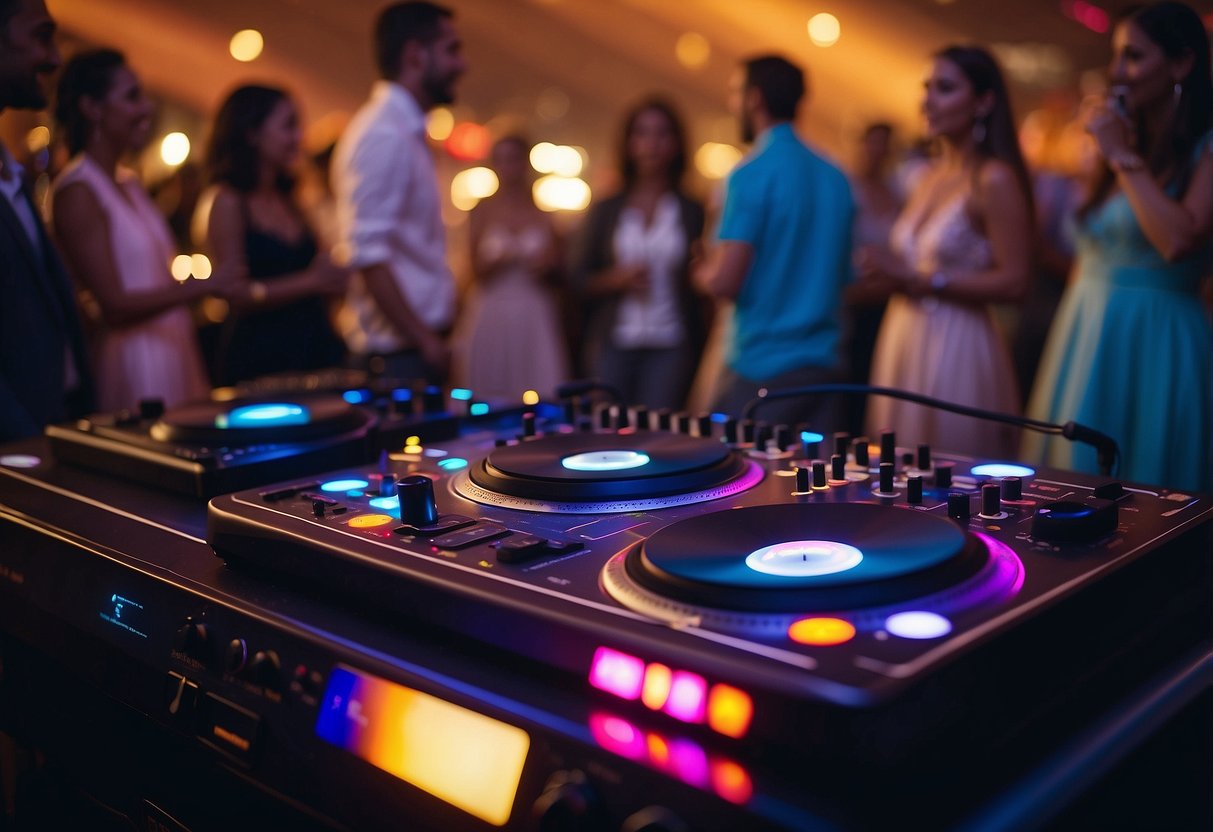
[971,463,1035,479]
[321,479,370,493]
[220,403,310,428]
[469,402,490,416]
[450,388,474,401]
[800,431,825,444]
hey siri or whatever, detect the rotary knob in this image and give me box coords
[1032,498,1118,542]
[173,617,210,662]
[532,770,603,832]
[397,475,439,526]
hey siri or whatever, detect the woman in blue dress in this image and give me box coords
[1025,1,1213,492]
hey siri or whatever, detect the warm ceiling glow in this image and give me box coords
[25,125,49,153]
[445,122,492,161]
[171,254,192,282]
[229,29,264,62]
[160,132,191,166]
[533,175,590,212]
[530,143,583,176]
[426,107,455,142]
[536,87,570,121]
[807,13,841,47]
[694,142,743,179]
[450,166,499,211]
[190,253,212,280]
[675,32,711,69]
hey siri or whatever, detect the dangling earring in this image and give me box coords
[972,115,987,145]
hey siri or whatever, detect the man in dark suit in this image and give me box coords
[0,0,93,441]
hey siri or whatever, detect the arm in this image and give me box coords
[857,161,1032,304]
[359,261,448,371]
[693,241,753,300]
[569,199,648,298]
[1087,102,1213,262]
[52,182,210,328]
[206,187,347,313]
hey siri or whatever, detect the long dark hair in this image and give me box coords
[54,49,127,156]
[618,97,688,193]
[1080,2,1213,219]
[936,45,1034,216]
[206,84,296,194]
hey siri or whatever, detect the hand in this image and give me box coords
[1083,96,1133,161]
[616,263,650,296]
[310,255,351,296]
[856,245,913,288]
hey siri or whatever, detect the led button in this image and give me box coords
[348,514,394,529]
[788,617,856,646]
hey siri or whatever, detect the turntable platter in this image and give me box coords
[150,397,367,445]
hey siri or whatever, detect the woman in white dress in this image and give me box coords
[51,49,216,411]
[859,46,1033,458]
[453,136,569,400]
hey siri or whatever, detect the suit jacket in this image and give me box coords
[0,176,94,442]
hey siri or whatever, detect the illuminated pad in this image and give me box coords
[745,540,863,577]
[561,450,651,472]
[886,611,953,639]
[970,463,1035,478]
[320,479,370,493]
[0,454,40,468]
[217,402,310,429]
[348,514,394,529]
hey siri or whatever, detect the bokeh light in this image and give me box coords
[694,142,743,179]
[807,13,841,47]
[533,175,591,212]
[427,107,455,142]
[675,32,711,69]
[450,166,500,211]
[229,29,264,62]
[160,133,191,166]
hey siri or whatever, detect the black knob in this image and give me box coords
[907,475,923,504]
[379,473,398,497]
[248,649,282,690]
[739,419,755,444]
[753,422,772,450]
[695,413,712,438]
[902,451,915,467]
[533,771,600,832]
[656,409,673,430]
[422,385,445,413]
[673,412,691,434]
[935,462,954,489]
[224,638,248,674]
[831,454,846,481]
[139,398,165,421]
[948,492,971,521]
[773,424,792,451]
[562,399,578,425]
[1001,476,1022,501]
[522,412,537,437]
[853,437,870,467]
[833,432,850,458]
[621,806,689,832]
[917,443,932,470]
[879,462,895,493]
[597,405,613,430]
[1032,498,1118,542]
[616,406,632,430]
[723,418,739,444]
[981,483,1001,517]
[812,460,827,489]
[633,406,650,430]
[880,430,896,465]
[397,475,439,526]
[311,498,327,517]
[173,617,210,660]
[795,466,810,492]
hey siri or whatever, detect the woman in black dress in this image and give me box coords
[202,84,348,386]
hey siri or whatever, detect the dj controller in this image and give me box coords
[1,389,1212,831]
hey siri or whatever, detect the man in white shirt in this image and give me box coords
[333,1,466,381]
[0,0,93,440]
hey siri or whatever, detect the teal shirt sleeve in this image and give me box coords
[717,167,764,244]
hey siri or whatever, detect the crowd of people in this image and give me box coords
[1,0,1211,492]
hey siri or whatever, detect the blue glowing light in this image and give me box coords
[562,450,651,472]
[971,463,1035,479]
[745,540,864,577]
[711,412,729,423]
[885,611,953,640]
[222,403,310,428]
[450,388,474,401]
[320,478,370,493]
[343,389,371,405]
[391,388,412,402]
[469,402,490,416]
[368,496,400,511]
[1041,504,1092,519]
[439,457,468,471]
[346,490,365,498]
[800,431,825,444]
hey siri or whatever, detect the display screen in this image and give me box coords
[99,592,148,639]
[315,665,530,826]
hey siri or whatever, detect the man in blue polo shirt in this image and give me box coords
[696,54,853,429]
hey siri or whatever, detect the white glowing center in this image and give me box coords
[745,540,864,577]
[562,451,651,472]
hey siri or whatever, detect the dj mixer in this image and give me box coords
[2,398,1212,831]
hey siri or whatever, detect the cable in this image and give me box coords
[740,383,1121,476]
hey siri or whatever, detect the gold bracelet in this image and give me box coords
[1107,150,1145,173]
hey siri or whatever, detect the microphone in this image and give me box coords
[740,383,1121,476]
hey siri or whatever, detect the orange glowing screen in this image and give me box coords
[707,684,753,738]
[788,617,856,646]
[642,663,673,710]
